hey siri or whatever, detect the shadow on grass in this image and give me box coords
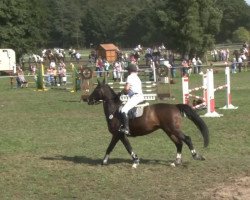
[41,155,190,167]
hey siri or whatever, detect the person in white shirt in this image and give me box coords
[76,52,81,63]
[192,57,197,74]
[119,64,144,135]
[238,56,243,72]
[197,57,203,74]
[113,61,122,82]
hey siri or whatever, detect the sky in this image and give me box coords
[246,0,250,5]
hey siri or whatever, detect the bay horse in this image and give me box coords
[87,80,209,168]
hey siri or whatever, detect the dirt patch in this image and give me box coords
[204,176,250,200]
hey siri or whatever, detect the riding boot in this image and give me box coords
[119,112,130,135]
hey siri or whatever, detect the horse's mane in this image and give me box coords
[103,84,121,103]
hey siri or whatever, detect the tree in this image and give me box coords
[124,6,164,47]
[0,0,50,59]
[232,27,250,43]
[47,0,86,48]
[216,0,250,43]
[156,0,222,58]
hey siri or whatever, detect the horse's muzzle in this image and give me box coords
[87,98,100,105]
[87,98,94,105]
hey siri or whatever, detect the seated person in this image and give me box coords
[16,68,28,88]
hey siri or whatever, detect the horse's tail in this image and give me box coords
[176,104,209,147]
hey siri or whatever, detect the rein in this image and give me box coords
[102,95,121,121]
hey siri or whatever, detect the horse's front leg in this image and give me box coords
[120,134,140,168]
[102,135,120,165]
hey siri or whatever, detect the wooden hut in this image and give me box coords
[96,43,119,62]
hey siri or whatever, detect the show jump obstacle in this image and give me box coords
[182,66,238,117]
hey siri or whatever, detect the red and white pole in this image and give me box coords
[182,76,189,104]
[220,66,238,109]
[203,69,222,117]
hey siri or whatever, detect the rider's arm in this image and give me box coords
[122,83,131,94]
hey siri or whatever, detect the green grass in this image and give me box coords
[0,70,250,200]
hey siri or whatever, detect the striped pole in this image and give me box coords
[203,73,207,106]
[182,76,189,104]
[202,69,222,117]
[182,75,206,106]
[220,66,238,109]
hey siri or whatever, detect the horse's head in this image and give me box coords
[87,79,116,105]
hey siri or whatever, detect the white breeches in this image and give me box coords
[121,94,144,114]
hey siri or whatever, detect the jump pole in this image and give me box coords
[202,69,222,117]
[182,74,207,108]
[36,64,47,91]
[219,66,238,110]
[70,63,80,93]
[182,76,189,104]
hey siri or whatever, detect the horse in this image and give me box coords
[42,49,55,62]
[87,80,209,168]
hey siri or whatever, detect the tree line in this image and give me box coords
[0,0,250,60]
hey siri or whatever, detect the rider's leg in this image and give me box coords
[120,112,130,135]
[120,95,144,135]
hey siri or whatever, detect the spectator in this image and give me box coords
[231,58,237,74]
[50,60,56,69]
[29,64,36,76]
[192,57,197,74]
[238,56,243,72]
[16,68,28,88]
[240,53,247,71]
[181,59,189,77]
[197,57,203,74]
[211,49,218,62]
[226,48,230,61]
[52,67,58,86]
[103,59,110,77]
[58,64,67,86]
[96,57,103,77]
[46,67,53,86]
[76,52,81,63]
[113,60,122,82]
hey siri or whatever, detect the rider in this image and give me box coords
[119,63,144,135]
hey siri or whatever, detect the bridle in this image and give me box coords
[88,86,118,105]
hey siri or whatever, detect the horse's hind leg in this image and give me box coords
[181,133,206,161]
[102,135,120,165]
[120,134,140,168]
[170,137,184,166]
[167,129,204,166]
[174,130,205,161]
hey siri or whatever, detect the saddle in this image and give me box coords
[119,101,149,119]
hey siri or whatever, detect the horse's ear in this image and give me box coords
[97,79,101,85]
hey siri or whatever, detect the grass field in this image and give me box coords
[0,69,250,199]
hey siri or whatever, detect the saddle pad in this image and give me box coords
[119,102,149,118]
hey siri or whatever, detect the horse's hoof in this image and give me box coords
[132,162,139,169]
[170,162,176,167]
[102,161,108,165]
[170,158,182,167]
[193,154,205,161]
[132,159,139,169]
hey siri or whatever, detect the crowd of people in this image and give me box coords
[15,42,249,88]
[45,61,67,86]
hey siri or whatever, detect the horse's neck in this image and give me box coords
[103,100,120,116]
[102,92,120,117]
